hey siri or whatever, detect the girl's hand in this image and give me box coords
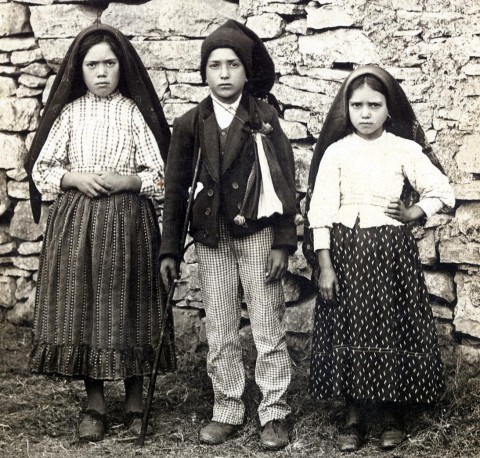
[100,172,141,194]
[265,248,288,284]
[318,266,340,303]
[61,172,112,198]
[385,199,426,223]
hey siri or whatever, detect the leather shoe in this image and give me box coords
[78,409,106,442]
[260,419,289,450]
[199,421,237,445]
[379,423,405,450]
[336,423,365,452]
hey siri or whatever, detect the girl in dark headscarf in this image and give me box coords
[304,65,454,452]
[25,24,174,442]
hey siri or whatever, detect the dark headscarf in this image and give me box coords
[200,19,276,100]
[303,64,445,267]
[25,23,171,223]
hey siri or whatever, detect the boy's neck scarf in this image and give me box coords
[24,23,171,223]
[303,64,445,267]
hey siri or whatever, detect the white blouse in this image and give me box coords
[32,91,164,198]
[308,131,455,250]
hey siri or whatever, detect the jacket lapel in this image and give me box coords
[199,97,220,183]
[222,97,250,173]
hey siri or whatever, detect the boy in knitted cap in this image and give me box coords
[160,20,296,449]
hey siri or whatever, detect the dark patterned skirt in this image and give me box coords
[310,222,444,403]
[30,190,176,380]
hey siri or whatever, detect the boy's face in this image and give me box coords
[82,42,120,98]
[206,48,247,104]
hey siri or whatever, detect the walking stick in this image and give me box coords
[137,147,202,446]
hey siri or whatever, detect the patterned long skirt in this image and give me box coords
[310,223,444,403]
[30,190,176,380]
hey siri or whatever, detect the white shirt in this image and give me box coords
[308,131,455,250]
[211,93,242,129]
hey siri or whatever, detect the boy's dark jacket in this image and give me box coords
[160,93,297,262]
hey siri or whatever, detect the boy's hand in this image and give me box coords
[61,172,111,198]
[265,248,288,284]
[318,266,339,303]
[160,257,178,289]
[100,172,141,194]
[385,199,426,223]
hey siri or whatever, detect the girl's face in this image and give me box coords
[348,83,389,140]
[206,47,247,104]
[82,42,120,98]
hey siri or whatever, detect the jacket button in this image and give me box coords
[221,131,227,137]
[207,189,214,197]
[203,230,209,238]
[205,207,211,216]
[232,182,239,189]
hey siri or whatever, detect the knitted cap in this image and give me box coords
[200,19,275,98]
[201,20,253,80]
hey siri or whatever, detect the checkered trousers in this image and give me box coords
[195,219,292,426]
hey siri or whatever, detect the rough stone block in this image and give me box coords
[10,48,44,66]
[22,62,51,78]
[148,70,168,100]
[102,0,240,38]
[246,13,285,39]
[0,3,31,37]
[454,271,480,339]
[169,84,210,103]
[0,170,11,216]
[0,242,16,255]
[456,133,480,174]
[0,37,36,52]
[272,83,329,111]
[0,275,16,308]
[0,75,16,97]
[16,85,43,98]
[163,102,196,125]
[283,294,315,333]
[12,256,39,271]
[293,144,313,193]
[172,306,203,352]
[424,270,456,303]
[454,182,480,201]
[417,229,437,265]
[440,237,480,265]
[306,5,355,30]
[37,38,72,67]
[455,203,480,241]
[0,97,40,131]
[7,180,29,200]
[18,241,42,255]
[6,290,34,325]
[279,118,309,140]
[299,30,379,67]
[15,276,34,300]
[30,5,99,38]
[9,201,49,241]
[18,73,47,89]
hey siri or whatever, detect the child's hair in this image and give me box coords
[73,31,128,98]
[345,74,390,133]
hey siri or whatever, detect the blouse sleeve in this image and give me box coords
[307,145,341,250]
[403,142,455,218]
[31,107,71,195]
[132,106,165,198]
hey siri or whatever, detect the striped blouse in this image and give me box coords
[32,91,164,198]
[308,131,455,250]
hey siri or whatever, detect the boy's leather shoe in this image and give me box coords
[199,421,237,444]
[379,423,405,449]
[260,419,289,450]
[336,423,365,452]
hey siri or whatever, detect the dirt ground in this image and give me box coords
[1,321,479,458]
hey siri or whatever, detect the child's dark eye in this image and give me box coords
[208,63,219,69]
[350,103,361,108]
[106,61,117,67]
[231,61,240,68]
[86,63,95,69]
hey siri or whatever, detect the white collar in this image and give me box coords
[211,94,242,129]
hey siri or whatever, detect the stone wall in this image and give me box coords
[0,0,479,362]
